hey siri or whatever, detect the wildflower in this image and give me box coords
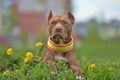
[7,48,13,55]
[24,57,31,63]
[69,69,73,72]
[108,67,114,71]
[38,57,42,60]
[35,42,43,47]
[89,63,95,69]
[3,70,10,75]
[16,69,19,73]
[26,52,33,59]
[24,52,33,63]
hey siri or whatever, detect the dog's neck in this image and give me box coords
[47,36,73,53]
[51,36,71,44]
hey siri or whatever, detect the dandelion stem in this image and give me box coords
[35,47,42,58]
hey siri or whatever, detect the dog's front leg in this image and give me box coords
[42,49,56,70]
[64,51,84,79]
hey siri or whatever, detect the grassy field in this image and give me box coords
[0,29,120,80]
[75,39,120,80]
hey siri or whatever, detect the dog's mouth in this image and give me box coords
[53,33,63,39]
[51,31,67,42]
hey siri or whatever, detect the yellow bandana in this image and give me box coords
[47,37,73,53]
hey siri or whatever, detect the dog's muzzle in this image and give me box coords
[47,36,73,53]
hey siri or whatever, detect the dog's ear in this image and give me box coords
[48,11,53,23]
[68,12,75,24]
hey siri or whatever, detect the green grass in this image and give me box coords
[0,28,120,80]
[75,27,120,79]
[75,39,120,79]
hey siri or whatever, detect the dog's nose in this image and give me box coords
[56,28,61,32]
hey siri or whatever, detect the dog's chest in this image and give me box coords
[54,39,68,61]
[55,53,67,61]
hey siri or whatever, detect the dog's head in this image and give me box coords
[47,11,74,42]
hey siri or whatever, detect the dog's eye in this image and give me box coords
[62,20,68,24]
[51,21,57,24]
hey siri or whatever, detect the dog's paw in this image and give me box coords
[76,76,84,80]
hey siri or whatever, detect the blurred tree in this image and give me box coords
[64,0,71,11]
[37,0,46,4]
[2,6,18,34]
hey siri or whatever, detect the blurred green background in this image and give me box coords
[0,0,120,64]
[0,0,120,61]
[0,0,120,47]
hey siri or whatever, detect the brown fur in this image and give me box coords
[42,11,83,77]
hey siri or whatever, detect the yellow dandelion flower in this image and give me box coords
[26,52,33,59]
[35,42,43,47]
[69,69,73,72]
[7,48,13,55]
[16,69,19,73]
[3,70,10,75]
[108,67,114,71]
[24,57,31,63]
[89,63,95,69]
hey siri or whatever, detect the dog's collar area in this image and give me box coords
[47,36,73,53]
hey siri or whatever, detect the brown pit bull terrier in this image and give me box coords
[42,11,83,79]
